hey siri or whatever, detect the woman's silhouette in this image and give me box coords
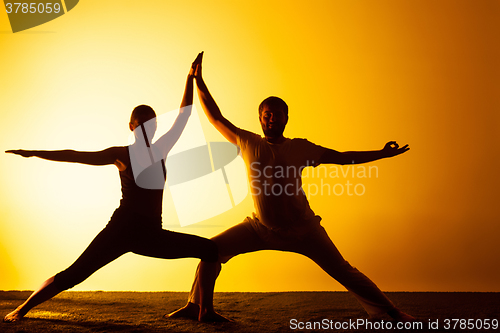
[3,53,217,322]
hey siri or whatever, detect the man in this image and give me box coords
[168,52,414,322]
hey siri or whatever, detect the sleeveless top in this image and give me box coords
[118,147,165,218]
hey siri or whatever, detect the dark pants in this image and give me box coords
[54,208,217,290]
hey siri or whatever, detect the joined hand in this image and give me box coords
[189,51,203,78]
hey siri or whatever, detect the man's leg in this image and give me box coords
[130,228,222,321]
[291,226,414,320]
[166,262,217,320]
[167,218,267,321]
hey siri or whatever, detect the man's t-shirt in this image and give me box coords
[236,128,328,230]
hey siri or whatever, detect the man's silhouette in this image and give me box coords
[168,52,415,322]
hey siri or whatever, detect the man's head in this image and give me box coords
[130,105,157,143]
[258,96,288,141]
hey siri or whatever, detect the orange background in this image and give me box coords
[0,0,499,292]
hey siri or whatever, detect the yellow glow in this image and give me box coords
[1,0,499,292]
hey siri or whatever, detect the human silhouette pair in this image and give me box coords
[4,52,414,323]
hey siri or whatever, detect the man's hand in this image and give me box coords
[5,150,33,158]
[382,141,410,157]
[189,51,203,78]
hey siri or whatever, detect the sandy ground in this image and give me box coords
[0,291,498,332]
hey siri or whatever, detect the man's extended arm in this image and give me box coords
[318,141,409,165]
[5,147,120,165]
[194,52,238,145]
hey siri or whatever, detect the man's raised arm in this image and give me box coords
[194,52,238,145]
[318,141,409,165]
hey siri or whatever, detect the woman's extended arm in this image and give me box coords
[154,53,203,156]
[5,147,121,166]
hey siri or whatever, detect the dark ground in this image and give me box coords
[0,291,498,332]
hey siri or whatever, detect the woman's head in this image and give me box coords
[130,105,156,129]
[129,105,157,143]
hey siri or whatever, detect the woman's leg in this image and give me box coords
[163,220,268,321]
[4,226,127,322]
[131,228,222,320]
[3,276,61,322]
[130,228,218,262]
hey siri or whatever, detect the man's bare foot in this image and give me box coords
[199,308,232,322]
[3,307,24,323]
[165,302,199,320]
[387,309,417,322]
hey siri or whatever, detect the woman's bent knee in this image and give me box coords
[200,240,219,263]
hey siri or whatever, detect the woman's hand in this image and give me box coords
[189,51,203,79]
[5,150,33,158]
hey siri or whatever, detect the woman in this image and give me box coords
[4,53,217,322]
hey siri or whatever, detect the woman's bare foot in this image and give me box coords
[3,307,25,323]
[165,302,200,320]
[199,308,231,322]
